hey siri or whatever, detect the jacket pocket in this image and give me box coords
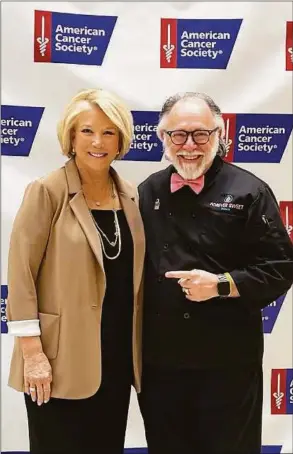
[38,312,60,360]
[200,210,246,253]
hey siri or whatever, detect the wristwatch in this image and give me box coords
[217,274,230,297]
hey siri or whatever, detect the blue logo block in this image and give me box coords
[124,111,162,162]
[262,294,286,334]
[1,105,44,157]
[1,285,8,334]
[285,369,293,414]
[177,19,242,69]
[261,446,282,453]
[234,114,293,163]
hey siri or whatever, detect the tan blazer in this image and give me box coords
[7,159,145,399]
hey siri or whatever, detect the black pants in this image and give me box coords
[25,376,132,454]
[138,365,263,454]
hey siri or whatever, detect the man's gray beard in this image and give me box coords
[165,138,219,180]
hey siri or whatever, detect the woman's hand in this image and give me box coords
[24,352,52,405]
[20,336,52,406]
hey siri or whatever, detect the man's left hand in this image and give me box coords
[165,269,219,302]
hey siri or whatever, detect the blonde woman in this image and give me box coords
[6,88,145,454]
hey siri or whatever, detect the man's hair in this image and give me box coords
[158,92,226,157]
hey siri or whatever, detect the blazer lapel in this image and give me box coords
[65,159,104,273]
[69,191,104,273]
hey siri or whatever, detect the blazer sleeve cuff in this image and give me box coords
[7,319,41,336]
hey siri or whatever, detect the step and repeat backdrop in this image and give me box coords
[1,2,293,453]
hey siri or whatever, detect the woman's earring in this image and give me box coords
[71,148,76,156]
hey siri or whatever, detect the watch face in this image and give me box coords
[218,279,230,296]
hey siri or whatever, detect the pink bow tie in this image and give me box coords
[170,173,205,194]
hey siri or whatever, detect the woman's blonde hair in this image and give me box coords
[57,88,134,159]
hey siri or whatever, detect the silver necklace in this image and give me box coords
[90,209,121,260]
[89,181,122,260]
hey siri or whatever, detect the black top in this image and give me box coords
[138,156,293,369]
[91,209,134,382]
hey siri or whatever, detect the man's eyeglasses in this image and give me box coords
[165,127,219,145]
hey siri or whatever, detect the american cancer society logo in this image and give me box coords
[271,368,293,415]
[1,286,8,334]
[1,105,44,157]
[222,114,293,163]
[286,21,293,71]
[160,18,242,69]
[262,294,286,334]
[279,201,293,241]
[34,10,117,65]
[123,111,162,162]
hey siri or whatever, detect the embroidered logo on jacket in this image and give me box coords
[209,194,244,212]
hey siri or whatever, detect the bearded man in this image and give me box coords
[138,92,293,454]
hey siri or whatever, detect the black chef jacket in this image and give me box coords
[138,156,293,369]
